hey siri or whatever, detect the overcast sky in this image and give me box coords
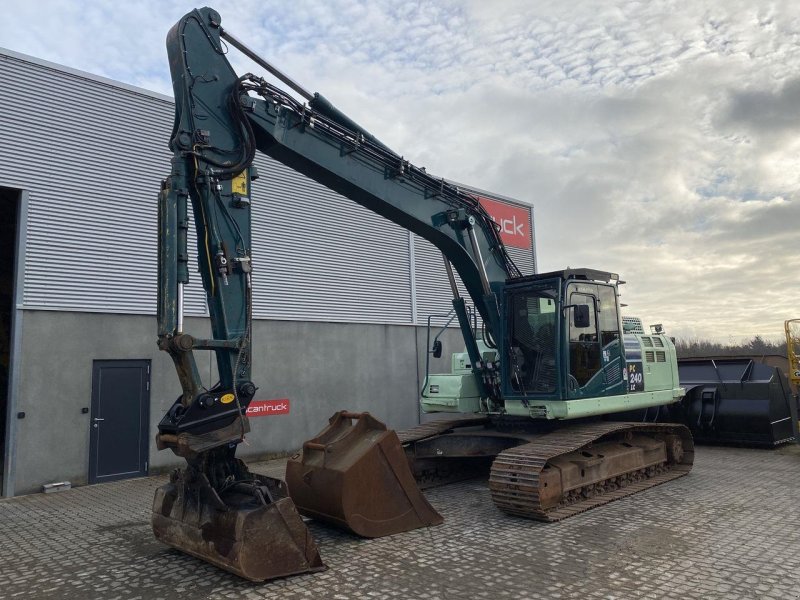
[3,1,799,342]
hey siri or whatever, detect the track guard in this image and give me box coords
[152,465,325,582]
[286,411,444,538]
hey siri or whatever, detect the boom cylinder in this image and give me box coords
[442,254,460,299]
[467,220,492,296]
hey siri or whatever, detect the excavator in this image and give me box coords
[153,7,694,582]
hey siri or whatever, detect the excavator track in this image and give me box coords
[489,422,694,521]
[397,413,490,444]
[398,417,693,521]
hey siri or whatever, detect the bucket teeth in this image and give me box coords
[286,411,443,538]
[152,469,325,582]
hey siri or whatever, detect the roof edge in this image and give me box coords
[0,46,174,104]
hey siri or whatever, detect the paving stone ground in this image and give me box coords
[1,445,799,600]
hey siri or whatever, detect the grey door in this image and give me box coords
[89,360,150,484]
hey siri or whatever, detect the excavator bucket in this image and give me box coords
[152,468,325,582]
[286,411,443,538]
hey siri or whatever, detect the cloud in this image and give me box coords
[3,0,800,341]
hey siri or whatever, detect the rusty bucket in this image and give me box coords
[285,411,443,538]
[152,470,325,582]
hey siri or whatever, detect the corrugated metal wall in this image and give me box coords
[0,52,174,314]
[248,155,413,323]
[0,49,534,326]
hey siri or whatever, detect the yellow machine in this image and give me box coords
[785,319,800,391]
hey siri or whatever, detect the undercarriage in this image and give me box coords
[400,414,694,521]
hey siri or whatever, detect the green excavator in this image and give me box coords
[152,7,693,582]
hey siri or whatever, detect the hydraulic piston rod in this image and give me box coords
[177,282,185,334]
[442,254,460,299]
[467,219,492,296]
[220,29,313,101]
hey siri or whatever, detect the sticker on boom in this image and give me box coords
[220,393,235,404]
[231,170,248,196]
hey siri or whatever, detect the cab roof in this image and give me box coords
[509,268,621,285]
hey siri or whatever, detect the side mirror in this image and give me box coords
[573,304,591,328]
[432,340,443,359]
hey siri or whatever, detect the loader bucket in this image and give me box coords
[286,411,443,538]
[676,358,796,446]
[152,470,325,582]
[614,357,797,447]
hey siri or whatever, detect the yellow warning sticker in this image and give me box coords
[231,171,248,196]
[220,393,235,404]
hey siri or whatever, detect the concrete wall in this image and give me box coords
[9,310,468,495]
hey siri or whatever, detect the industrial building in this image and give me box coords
[0,48,535,497]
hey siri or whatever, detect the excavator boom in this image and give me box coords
[154,7,515,578]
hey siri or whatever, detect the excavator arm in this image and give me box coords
[157,7,519,455]
[152,7,519,580]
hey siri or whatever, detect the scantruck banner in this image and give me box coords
[478,196,532,250]
[246,398,290,417]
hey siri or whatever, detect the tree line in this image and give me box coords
[674,335,787,359]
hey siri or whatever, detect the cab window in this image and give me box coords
[598,285,620,346]
[568,288,601,387]
[508,288,557,394]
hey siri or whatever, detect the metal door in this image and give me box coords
[89,360,150,484]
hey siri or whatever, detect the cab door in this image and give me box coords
[596,284,625,395]
[567,290,602,396]
[566,283,625,398]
